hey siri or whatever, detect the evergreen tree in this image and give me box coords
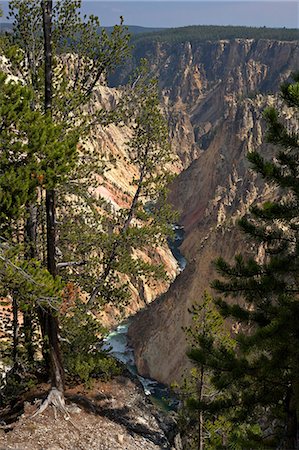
[190,76,299,448]
[178,293,261,449]
[1,0,130,405]
[0,73,77,393]
[0,0,175,411]
[87,62,175,306]
[178,292,234,450]
[0,74,41,227]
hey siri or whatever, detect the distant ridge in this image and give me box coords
[104,25,166,35]
[131,24,299,44]
[1,23,297,42]
[0,22,165,35]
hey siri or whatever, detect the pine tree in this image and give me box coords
[178,292,235,450]
[178,293,262,449]
[87,62,176,306]
[201,76,299,448]
[0,74,41,227]
[1,0,129,406]
[0,73,77,391]
[0,1,175,409]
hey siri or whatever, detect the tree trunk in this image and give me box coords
[197,366,204,450]
[24,203,38,363]
[46,189,56,278]
[42,0,53,114]
[38,308,64,392]
[23,309,34,364]
[198,411,203,450]
[284,415,298,449]
[284,387,299,449]
[25,204,37,260]
[41,0,65,393]
[12,293,19,366]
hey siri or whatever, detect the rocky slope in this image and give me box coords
[127,38,299,384]
[0,376,181,450]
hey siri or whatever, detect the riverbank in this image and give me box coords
[103,322,178,411]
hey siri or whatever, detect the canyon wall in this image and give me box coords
[73,84,181,325]
[127,38,299,384]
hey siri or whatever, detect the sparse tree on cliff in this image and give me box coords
[1,0,175,410]
[87,62,175,307]
[2,0,129,406]
[192,76,299,448]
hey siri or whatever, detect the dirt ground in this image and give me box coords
[0,377,179,450]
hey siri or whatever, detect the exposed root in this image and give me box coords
[30,388,80,431]
[31,387,66,418]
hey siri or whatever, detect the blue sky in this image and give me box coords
[81,1,298,28]
[1,1,298,28]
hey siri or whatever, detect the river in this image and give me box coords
[102,224,187,409]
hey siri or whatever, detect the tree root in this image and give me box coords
[31,388,66,418]
[30,388,80,431]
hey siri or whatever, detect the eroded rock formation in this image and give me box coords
[127,38,299,384]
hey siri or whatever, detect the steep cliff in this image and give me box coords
[127,38,299,384]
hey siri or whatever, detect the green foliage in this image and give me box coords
[209,76,299,447]
[0,71,79,234]
[64,352,121,386]
[0,242,64,375]
[0,0,130,382]
[0,74,38,224]
[0,367,38,408]
[58,60,176,308]
[8,0,130,127]
[0,0,175,395]
[60,301,121,384]
[0,247,64,309]
[132,25,299,47]
[176,293,262,449]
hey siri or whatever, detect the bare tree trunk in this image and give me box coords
[43,0,53,114]
[198,411,203,450]
[24,203,38,363]
[197,366,204,450]
[12,293,19,366]
[41,0,65,393]
[46,189,56,278]
[38,308,64,392]
[284,387,299,449]
[25,204,38,260]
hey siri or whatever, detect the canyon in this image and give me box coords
[120,37,299,385]
[0,25,298,450]
[1,34,298,386]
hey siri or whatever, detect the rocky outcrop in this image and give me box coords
[127,38,299,384]
[0,376,181,450]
